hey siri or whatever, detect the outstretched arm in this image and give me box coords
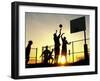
[61,33,64,39]
[40,52,44,57]
[68,42,71,45]
[51,49,54,53]
[59,28,61,35]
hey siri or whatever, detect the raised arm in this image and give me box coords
[59,28,61,35]
[61,33,64,39]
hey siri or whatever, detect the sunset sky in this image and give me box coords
[25,12,90,63]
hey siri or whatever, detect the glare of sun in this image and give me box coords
[58,55,66,65]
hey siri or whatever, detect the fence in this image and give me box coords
[42,38,90,63]
[28,39,90,64]
[28,48,38,64]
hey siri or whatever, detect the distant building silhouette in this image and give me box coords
[25,40,33,65]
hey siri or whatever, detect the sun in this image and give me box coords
[58,55,66,65]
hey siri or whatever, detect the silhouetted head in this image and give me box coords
[64,37,66,40]
[45,46,48,50]
[56,30,57,33]
[28,40,33,45]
